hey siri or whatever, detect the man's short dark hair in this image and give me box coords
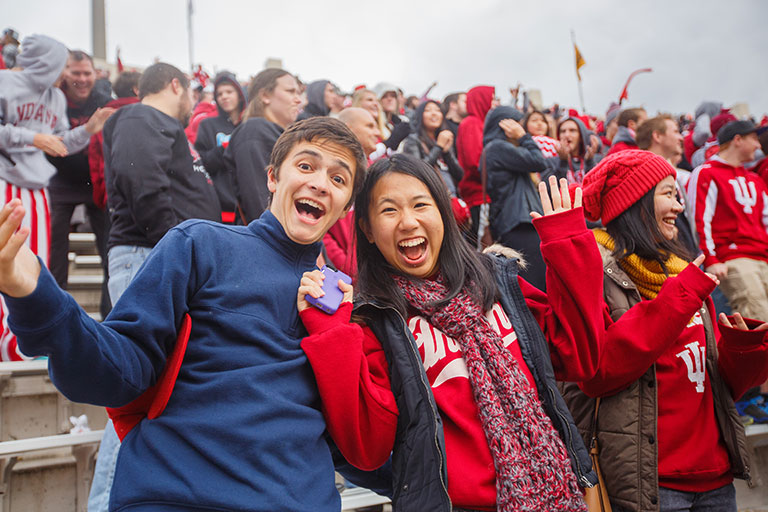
[113,71,141,98]
[636,114,673,150]
[443,93,460,108]
[68,50,94,66]
[269,117,367,208]
[138,63,189,100]
[618,107,646,128]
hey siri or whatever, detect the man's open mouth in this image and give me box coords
[295,198,326,223]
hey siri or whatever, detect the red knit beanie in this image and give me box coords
[581,150,676,224]
[710,112,738,141]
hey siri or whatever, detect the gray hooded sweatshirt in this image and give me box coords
[0,34,91,189]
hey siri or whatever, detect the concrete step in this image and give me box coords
[73,255,102,269]
[67,274,103,289]
[67,233,98,255]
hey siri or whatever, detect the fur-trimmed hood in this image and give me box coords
[483,243,527,270]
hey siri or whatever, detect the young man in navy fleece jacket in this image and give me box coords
[0,116,367,512]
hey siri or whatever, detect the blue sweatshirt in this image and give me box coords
[6,211,340,511]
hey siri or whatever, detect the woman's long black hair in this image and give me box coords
[606,187,693,275]
[355,154,497,316]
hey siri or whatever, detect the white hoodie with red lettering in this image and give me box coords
[0,34,90,189]
[687,155,768,267]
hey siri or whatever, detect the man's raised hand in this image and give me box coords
[0,200,41,297]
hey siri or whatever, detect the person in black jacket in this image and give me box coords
[442,92,467,152]
[401,100,463,197]
[224,68,301,222]
[484,106,549,290]
[104,62,221,298]
[194,72,246,224]
[47,50,113,316]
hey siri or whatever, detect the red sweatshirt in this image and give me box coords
[457,86,494,208]
[606,140,637,156]
[323,208,357,280]
[580,264,768,492]
[688,155,768,267]
[756,157,768,188]
[301,207,607,508]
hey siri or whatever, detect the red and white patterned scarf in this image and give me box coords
[393,272,586,512]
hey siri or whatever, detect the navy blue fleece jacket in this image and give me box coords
[5,211,341,512]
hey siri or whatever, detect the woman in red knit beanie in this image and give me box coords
[561,149,768,512]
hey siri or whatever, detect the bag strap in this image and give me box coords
[236,202,249,225]
[590,397,601,454]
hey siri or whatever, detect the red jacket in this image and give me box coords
[300,208,608,501]
[683,130,698,163]
[606,140,637,156]
[323,210,357,280]
[756,157,768,188]
[457,86,495,207]
[88,96,140,209]
[687,155,768,267]
[184,101,218,145]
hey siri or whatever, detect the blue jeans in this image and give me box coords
[88,245,153,512]
[105,245,153,306]
[612,483,736,512]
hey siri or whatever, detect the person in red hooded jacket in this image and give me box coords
[457,85,498,242]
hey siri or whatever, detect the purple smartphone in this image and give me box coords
[306,266,352,314]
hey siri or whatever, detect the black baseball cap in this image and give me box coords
[717,120,759,145]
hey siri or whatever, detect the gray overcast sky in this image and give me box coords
[3,0,766,118]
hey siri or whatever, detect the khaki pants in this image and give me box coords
[719,258,768,322]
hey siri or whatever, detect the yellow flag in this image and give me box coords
[574,43,586,81]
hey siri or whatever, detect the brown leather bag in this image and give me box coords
[583,397,612,512]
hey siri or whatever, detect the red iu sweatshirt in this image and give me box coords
[687,155,768,267]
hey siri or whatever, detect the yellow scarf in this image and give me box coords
[592,229,689,300]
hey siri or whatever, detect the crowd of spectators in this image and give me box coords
[2,28,768,512]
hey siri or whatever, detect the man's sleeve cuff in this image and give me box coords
[3,261,72,332]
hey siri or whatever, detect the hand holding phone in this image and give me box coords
[298,266,352,314]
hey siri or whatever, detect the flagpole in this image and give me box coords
[571,30,585,113]
[187,0,195,73]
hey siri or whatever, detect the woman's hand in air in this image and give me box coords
[531,176,582,219]
[691,254,721,285]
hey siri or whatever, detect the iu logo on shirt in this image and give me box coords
[675,340,706,393]
[728,176,758,214]
[410,304,518,388]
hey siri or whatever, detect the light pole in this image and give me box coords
[187,0,194,72]
[92,0,106,60]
